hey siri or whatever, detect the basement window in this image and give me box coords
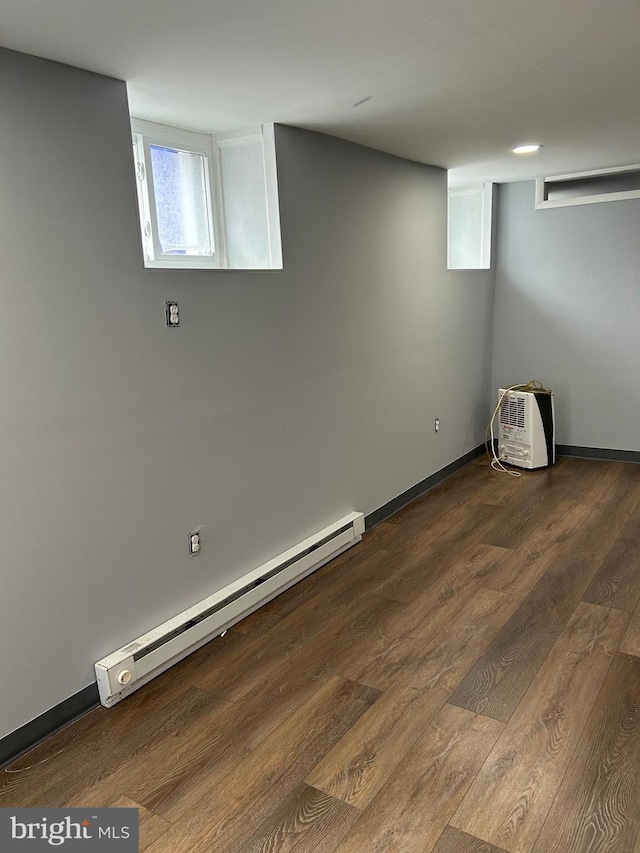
[535,164,640,209]
[447,183,493,270]
[132,119,282,270]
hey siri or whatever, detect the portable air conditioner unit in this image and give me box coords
[498,388,555,470]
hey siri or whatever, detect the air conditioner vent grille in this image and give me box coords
[500,396,526,428]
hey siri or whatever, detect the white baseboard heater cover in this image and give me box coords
[95,511,365,707]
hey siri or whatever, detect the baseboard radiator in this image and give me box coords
[95,511,365,707]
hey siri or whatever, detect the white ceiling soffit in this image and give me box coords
[1,0,639,184]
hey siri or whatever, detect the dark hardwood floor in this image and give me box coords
[2,456,640,853]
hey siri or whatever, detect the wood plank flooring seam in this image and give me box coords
[432,825,511,852]
[450,601,629,853]
[449,554,603,722]
[530,651,640,852]
[306,588,521,811]
[528,650,633,852]
[330,704,506,853]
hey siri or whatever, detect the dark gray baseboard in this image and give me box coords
[557,444,640,463]
[365,443,485,530]
[0,683,99,769]
[1,442,486,769]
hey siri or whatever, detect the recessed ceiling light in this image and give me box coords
[512,144,543,155]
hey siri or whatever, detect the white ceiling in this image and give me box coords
[2,0,639,184]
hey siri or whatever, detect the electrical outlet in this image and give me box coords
[189,530,201,556]
[165,301,180,328]
[434,418,440,433]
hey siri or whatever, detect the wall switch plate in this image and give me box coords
[189,530,201,556]
[165,301,180,328]
[434,418,440,433]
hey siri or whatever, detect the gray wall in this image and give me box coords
[0,48,494,740]
[493,181,640,451]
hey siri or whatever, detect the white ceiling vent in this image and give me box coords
[536,164,640,209]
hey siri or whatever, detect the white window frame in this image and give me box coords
[447,182,493,270]
[132,119,222,269]
[132,119,282,271]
